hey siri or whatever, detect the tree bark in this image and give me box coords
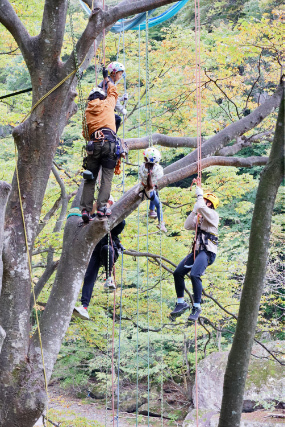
[0,181,11,353]
[218,92,284,427]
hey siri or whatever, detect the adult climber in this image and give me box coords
[81,67,119,222]
[170,187,219,322]
[74,197,125,320]
[98,61,128,132]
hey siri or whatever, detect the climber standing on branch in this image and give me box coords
[170,186,219,322]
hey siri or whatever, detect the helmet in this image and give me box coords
[204,192,219,209]
[107,62,125,74]
[143,147,161,163]
[88,86,106,98]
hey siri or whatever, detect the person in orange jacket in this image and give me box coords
[81,68,119,222]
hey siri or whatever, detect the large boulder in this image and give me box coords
[183,341,284,427]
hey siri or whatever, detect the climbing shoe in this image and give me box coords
[73,305,90,320]
[149,210,157,219]
[82,209,90,223]
[104,277,116,292]
[157,222,167,233]
[170,302,190,318]
[188,306,202,322]
[97,206,112,217]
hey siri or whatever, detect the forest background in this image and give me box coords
[0,0,284,424]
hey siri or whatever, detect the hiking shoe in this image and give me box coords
[157,222,167,233]
[103,277,116,292]
[82,209,90,223]
[97,206,112,217]
[170,302,190,318]
[188,306,202,322]
[73,305,90,320]
[149,210,157,219]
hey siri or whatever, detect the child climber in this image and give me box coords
[74,197,125,320]
[170,186,219,322]
[98,61,128,132]
[81,67,119,222]
[139,147,167,232]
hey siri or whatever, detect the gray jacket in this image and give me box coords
[184,196,219,254]
[98,77,126,115]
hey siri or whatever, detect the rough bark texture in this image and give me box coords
[218,93,284,427]
[0,181,11,352]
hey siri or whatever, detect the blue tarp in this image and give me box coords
[78,0,190,32]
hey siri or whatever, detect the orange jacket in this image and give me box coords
[84,84,118,137]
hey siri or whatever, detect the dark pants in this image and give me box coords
[80,137,117,212]
[115,114,122,133]
[81,245,118,307]
[149,191,163,222]
[173,250,216,304]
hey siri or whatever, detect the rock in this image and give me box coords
[139,399,190,421]
[88,384,106,400]
[114,389,147,412]
[183,341,284,427]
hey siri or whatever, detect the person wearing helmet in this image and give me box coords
[139,147,167,233]
[81,68,119,221]
[170,186,219,322]
[74,197,126,320]
[98,62,128,132]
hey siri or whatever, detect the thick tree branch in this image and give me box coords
[0,0,33,66]
[126,133,199,150]
[38,0,68,62]
[164,83,283,174]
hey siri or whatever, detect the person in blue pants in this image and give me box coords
[148,188,167,233]
[170,187,219,322]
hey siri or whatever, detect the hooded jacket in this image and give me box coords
[85,84,118,136]
[184,196,219,254]
[98,77,125,114]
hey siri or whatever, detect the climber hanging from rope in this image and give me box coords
[74,196,125,320]
[81,67,125,222]
[138,147,167,233]
[170,186,219,322]
[98,61,128,132]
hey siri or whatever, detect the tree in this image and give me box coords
[0,1,283,426]
[218,91,284,427]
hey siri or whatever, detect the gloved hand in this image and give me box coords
[193,202,199,213]
[102,67,108,79]
[195,186,203,197]
[123,93,128,101]
[117,243,124,254]
[122,108,127,116]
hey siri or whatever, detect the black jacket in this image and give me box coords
[94,220,125,258]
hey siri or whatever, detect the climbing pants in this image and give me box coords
[80,138,117,212]
[81,245,118,307]
[173,250,216,304]
[149,191,163,222]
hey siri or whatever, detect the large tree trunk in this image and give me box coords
[0,181,11,353]
[218,92,284,427]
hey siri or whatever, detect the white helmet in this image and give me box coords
[143,147,161,163]
[88,86,106,98]
[107,61,125,74]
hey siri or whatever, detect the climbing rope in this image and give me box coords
[193,0,202,425]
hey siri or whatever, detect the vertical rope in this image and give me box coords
[158,197,164,427]
[194,2,201,425]
[145,12,152,147]
[135,24,141,427]
[105,289,110,427]
[68,0,89,141]
[195,321,199,426]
